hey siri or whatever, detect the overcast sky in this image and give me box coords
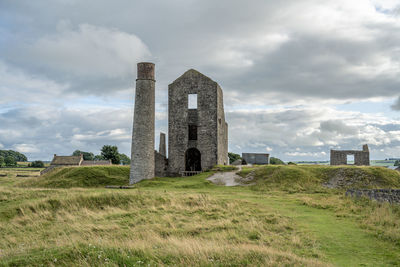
[1,0,400,161]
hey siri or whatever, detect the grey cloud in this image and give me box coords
[319,120,358,135]
[392,96,400,110]
[1,0,400,103]
[1,0,400,161]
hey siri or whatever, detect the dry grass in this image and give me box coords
[0,186,328,266]
[1,165,400,266]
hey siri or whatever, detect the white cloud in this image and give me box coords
[227,105,400,159]
[285,151,327,157]
[14,144,39,153]
[22,22,151,78]
[371,0,400,10]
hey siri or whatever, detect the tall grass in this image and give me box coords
[1,165,400,266]
[0,187,326,266]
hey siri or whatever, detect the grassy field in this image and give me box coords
[0,165,400,266]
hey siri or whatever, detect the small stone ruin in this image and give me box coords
[330,144,370,166]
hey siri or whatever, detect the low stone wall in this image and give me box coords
[40,165,59,176]
[346,189,400,204]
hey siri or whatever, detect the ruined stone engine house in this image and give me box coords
[130,63,228,184]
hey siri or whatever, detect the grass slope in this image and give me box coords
[19,166,130,188]
[1,165,400,266]
[240,165,400,192]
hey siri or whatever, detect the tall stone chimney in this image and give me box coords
[130,62,155,184]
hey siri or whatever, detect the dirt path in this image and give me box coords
[207,166,253,186]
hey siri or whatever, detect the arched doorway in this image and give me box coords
[185,148,201,171]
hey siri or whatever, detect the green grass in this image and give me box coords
[241,165,400,192]
[19,166,130,188]
[1,165,400,266]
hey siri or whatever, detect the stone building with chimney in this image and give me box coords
[130,63,228,183]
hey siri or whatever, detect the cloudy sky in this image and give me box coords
[1,0,400,161]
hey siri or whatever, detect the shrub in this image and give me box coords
[72,150,95,160]
[4,156,16,167]
[228,152,241,164]
[101,145,121,165]
[270,157,285,165]
[29,160,45,168]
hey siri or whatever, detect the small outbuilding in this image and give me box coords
[40,154,112,175]
[242,153,270,165]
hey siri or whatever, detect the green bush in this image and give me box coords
[270,157,285,165]
[29,161,45,168]
[72,150,95,160]
[228,152,241,164]
[101,145,121,165]
[4,156,16,167]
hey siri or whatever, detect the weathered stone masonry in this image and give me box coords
[168,69,228,176]
[130,64,229,182]
[330,144,370,166]
[130,63,155,184]
[346,189,400,204]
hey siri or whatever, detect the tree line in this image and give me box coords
[72,145,131,165]
[0,150,28,167]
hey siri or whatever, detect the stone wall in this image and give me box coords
[330,144,370,166]
[154,151,168,177]
[346,189,400,204]
[217,84,229,165]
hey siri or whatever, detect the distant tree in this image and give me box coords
[228,152,241,164]
[101,145,120,164]
[395,160,400,167]
[72,150,94,160]
[29,161,45,168]
[0,156,4,168]
[119,153,131,165]
[287,162,297,165]
[93,155,105,161]
[270,157,285,165]
[0,150,27,162]
[4,156,16,167]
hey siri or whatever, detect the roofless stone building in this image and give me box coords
[130,63,228,184]
[330,144,370,166]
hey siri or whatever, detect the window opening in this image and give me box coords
[347,154,354,165]
[189,125,197,140]
[188,94,197,109]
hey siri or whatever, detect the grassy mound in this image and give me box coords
[19,166,129,188]
[240,165,400,192]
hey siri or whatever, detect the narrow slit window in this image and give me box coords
[189,125,198,140]
[188,94,197,109]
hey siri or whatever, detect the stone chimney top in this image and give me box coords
[137,62,155,81]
